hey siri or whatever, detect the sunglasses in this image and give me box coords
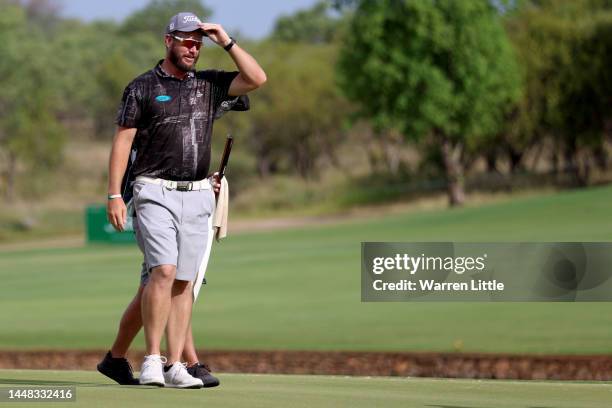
[170,34,203,50]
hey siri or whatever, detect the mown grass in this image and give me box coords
[0,370,610,408]
[0,185,611,353]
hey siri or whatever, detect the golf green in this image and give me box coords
[0,369,610,408]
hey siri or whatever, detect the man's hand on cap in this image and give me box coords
[198,23,231,48]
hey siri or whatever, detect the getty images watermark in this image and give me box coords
[361,243,612,301]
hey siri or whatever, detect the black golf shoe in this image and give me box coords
[97,351,139,385]
[186,362,220,388]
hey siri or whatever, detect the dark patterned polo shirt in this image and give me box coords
[116,60,238,181]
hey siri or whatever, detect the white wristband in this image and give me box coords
[108,194,122,200]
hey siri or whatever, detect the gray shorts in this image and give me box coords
[133,179,216,283]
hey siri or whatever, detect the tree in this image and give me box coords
[0,2,65,201]
[504,1,612,184]
[14,0,62,34]
[271,1,340,44]
[551,13,612,184]
[338,0,521,205]
[48,13,160,139]
[120,0,212,37]
[47,20,121,128]
[245,42,350,178]
[93,52,140,138]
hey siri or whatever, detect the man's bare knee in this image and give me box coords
[150,265,176,282]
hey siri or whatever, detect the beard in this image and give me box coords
[168,45,199,72]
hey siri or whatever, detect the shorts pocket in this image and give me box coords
[204,189,215,217]
[133,182,159,213]
[132,181,148,202]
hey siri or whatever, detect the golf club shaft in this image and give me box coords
[217,134,233,179]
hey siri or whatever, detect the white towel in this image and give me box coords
[193,176,229,301]
[213,176,229,241]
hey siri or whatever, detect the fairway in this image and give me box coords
[0,369,611,408]
[1,186,612,353]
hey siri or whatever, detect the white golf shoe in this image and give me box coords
[139,354,167,386]
[163,362,204,389]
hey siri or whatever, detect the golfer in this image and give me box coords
[98,95,248,389]
[105,12,266,388]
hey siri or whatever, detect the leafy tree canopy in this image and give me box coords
[271,1,340,44]
[120,0,212,37]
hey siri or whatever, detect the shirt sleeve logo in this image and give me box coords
[155,95,172,102]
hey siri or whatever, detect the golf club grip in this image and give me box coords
[217,135,233,179]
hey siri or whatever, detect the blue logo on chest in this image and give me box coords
[155,95,172,102]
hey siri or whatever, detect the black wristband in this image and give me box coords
[224,37,235,52]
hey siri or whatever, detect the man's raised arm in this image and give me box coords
[198,22,267,96]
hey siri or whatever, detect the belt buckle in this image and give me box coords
[176,181,192,191]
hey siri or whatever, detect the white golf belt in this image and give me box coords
[135,176,212,190]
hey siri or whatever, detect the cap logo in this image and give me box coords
[183,15,201,24]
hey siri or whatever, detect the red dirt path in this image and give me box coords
[1,350,611,381]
